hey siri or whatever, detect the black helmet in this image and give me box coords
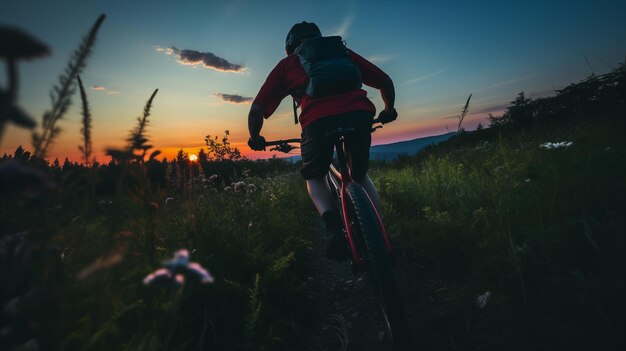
[285,21,321,54]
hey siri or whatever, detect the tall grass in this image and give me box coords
[374,113,625,349]
[77,75,93,166]
[32,14,105,159]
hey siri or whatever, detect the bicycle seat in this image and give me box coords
[324,127,355,141]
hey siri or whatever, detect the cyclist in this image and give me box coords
[247,21,397,260]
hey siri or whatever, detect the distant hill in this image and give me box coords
[369,132,455,161]
[282,132,455,162]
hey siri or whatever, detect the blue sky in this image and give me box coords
[1,0,625,160]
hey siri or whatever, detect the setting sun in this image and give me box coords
[189,154,198,162]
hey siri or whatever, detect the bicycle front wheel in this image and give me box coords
[344,183,411,350]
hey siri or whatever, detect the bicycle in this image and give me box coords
[263,118,412,350]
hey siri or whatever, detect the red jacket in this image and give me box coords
[253,49,389,129]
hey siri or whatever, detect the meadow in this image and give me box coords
[1,14,625,351]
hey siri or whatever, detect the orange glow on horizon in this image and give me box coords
[1,112,494,164]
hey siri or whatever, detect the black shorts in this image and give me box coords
[300,110,374,180]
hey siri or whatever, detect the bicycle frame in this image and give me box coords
[327,136,395,269]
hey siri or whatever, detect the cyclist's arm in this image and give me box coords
[248,103,265,139]
[252,60,289,120]
[380,77,395,112]
[348,50,395,112]
[249,60,289,140]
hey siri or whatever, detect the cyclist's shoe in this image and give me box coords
[326,229,351,261]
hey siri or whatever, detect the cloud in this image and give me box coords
[157,46,245,73]
[214,93,253,104]
[405,67,449,84]
[328,14,355,38]
[475,75,533,92]
[91,85,119,95]
[366,55,397,64]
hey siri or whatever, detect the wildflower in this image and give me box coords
[524,179,531,183]
[540,141,573,149]
[165,197,174,205]
[476,291,491,308]
[224,186,232,192]
[234,181,247,192]
[143,249,215,287]
[248,221,253,228]
[247,184,257,193]
[208,174,218,181]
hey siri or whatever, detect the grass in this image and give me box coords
[48,173,316,350]
[373,113,625,350]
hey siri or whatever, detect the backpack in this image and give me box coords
[291,36,362,124]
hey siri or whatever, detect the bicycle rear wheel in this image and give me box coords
[344,183,411,350]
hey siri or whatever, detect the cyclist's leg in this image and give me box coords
[342,111,381,212]
[306,176,334,215]
[300,117,339,216]
[301,115,350,260]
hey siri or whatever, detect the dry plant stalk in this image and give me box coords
[457,93,472,132]
[77,75,92,165]
[32,14,105,159]
[106,88,161,162]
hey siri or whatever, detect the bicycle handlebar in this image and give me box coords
[262,118,384,153]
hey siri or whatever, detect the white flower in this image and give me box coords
[248,221,253,228]
[208,174,219,180]
[540,141,573,149]
[224,186,232,192]
[247,184,257,193]
[476,291,491,308]
[524,179,531,183]
[165,197,174,205]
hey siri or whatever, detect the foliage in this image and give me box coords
[487,63,625,131]
[374,111,625,350]
[204,130,242,161]
[0,150,316,350]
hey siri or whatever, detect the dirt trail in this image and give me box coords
[305,221,421,351]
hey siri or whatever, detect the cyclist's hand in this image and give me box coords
[378,108,398,124]
[248,135,266,151]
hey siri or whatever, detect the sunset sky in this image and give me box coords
[1,0,625,162]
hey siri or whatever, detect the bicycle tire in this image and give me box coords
[344,183,411,350]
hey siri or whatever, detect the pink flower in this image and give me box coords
[143,249,214,287]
